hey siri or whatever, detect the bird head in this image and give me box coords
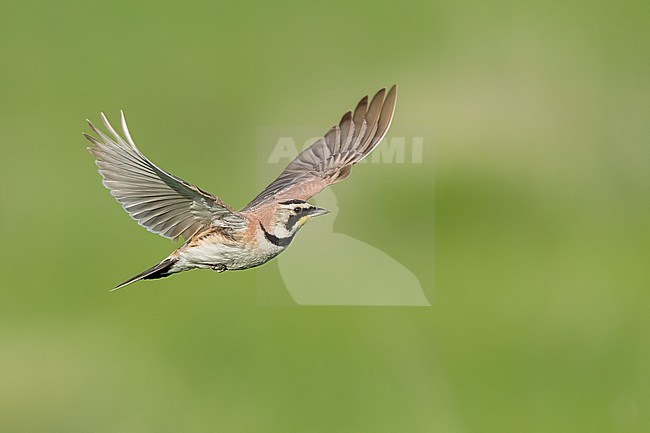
[271,199,330,238]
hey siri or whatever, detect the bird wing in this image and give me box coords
[85,112,247,241]
[243,85,397,210]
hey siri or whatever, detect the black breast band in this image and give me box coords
[259,222,294,247]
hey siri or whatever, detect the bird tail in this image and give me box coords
[111,257,178,291]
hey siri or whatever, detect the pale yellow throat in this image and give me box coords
[297,216,310,227]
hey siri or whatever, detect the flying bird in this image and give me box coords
[85,85,397,290]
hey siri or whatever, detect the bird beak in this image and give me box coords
[308,206,330,217]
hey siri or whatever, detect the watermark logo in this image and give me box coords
[267,136,424,164]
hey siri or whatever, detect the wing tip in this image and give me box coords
[83,132,101,148]
[340,110,352,124]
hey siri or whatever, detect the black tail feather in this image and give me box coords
[112,258,177,291]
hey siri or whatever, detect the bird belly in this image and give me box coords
[178,236,283,271]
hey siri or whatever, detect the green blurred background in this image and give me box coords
[1,1,648,432]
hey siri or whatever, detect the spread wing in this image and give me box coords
[85,112,246,241]
[243,85,397,211]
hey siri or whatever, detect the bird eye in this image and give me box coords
[294,207,302,213]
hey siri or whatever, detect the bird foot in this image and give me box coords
[211,264,227,273]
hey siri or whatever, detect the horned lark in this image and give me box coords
[86,85,397,290]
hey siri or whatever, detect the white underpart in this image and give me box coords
[174,229,286,272]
